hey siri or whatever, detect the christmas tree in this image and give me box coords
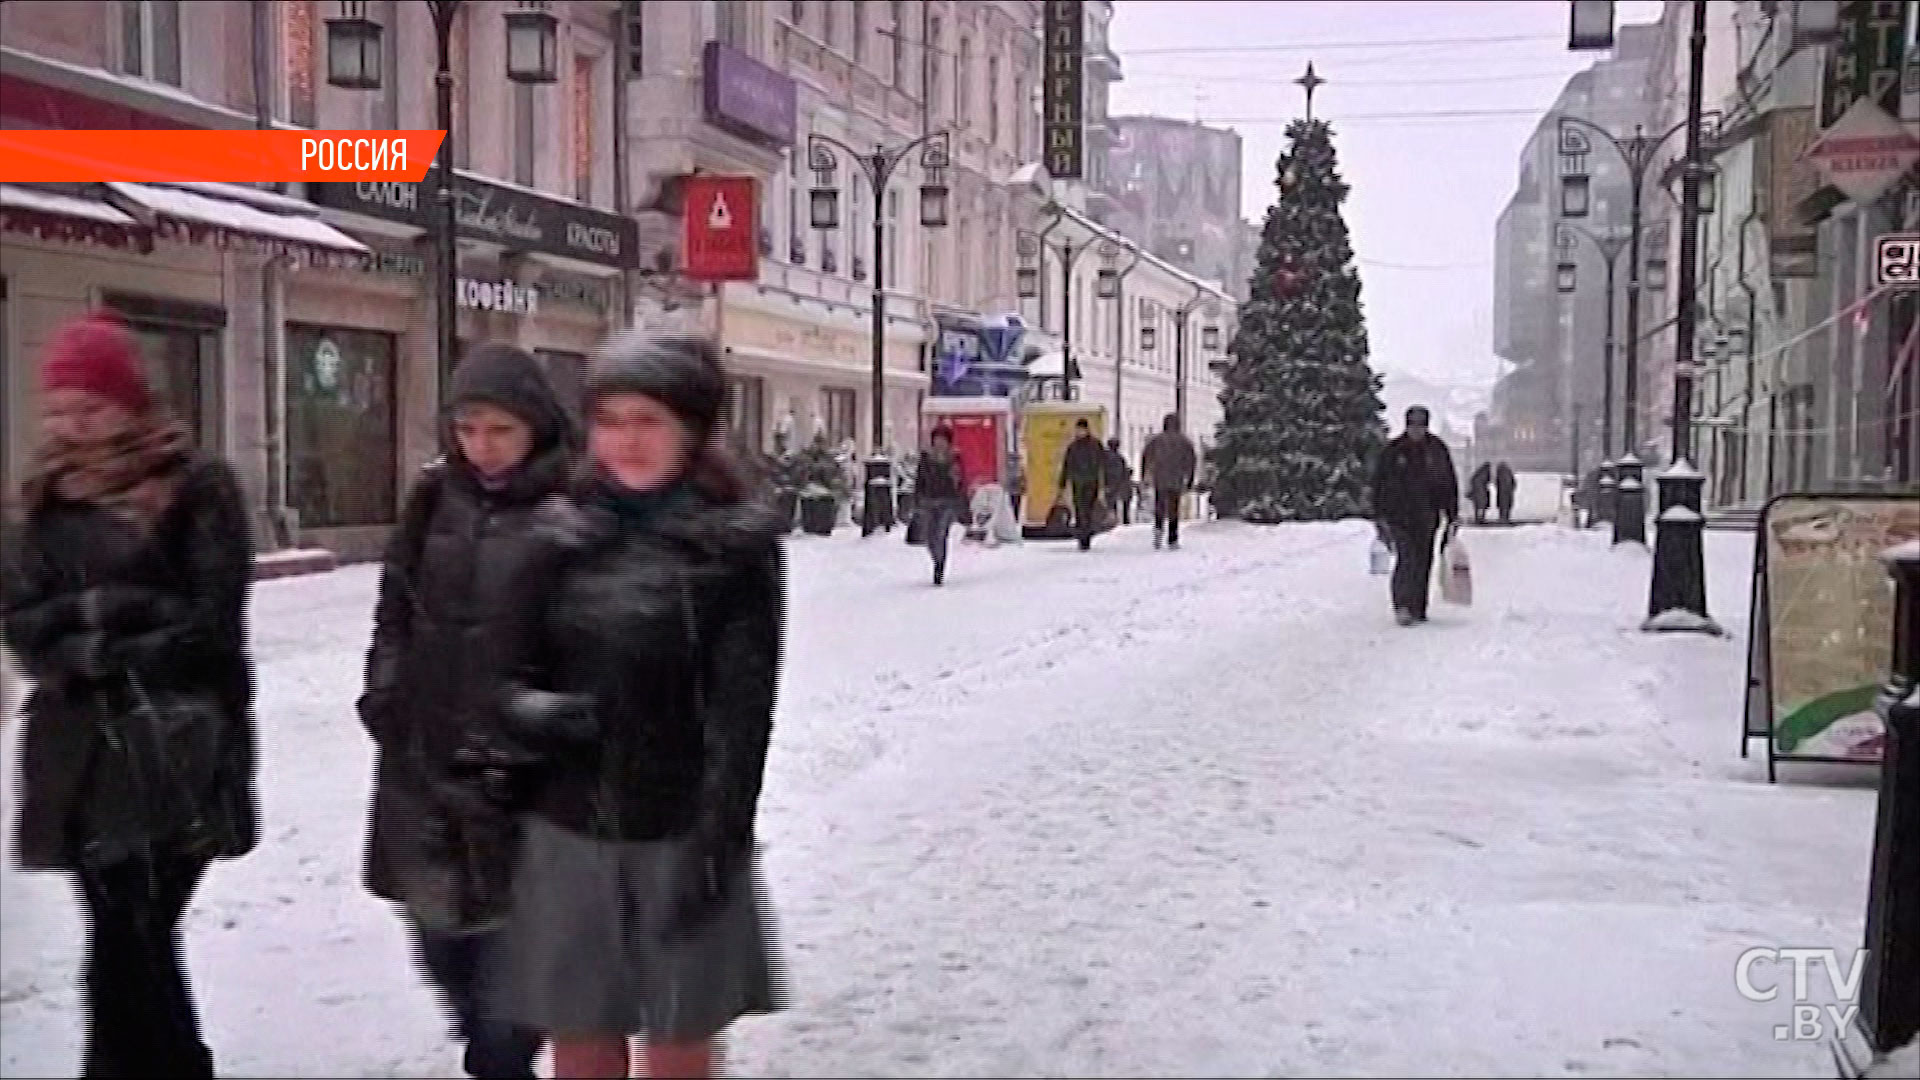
[1211,117,1386,523]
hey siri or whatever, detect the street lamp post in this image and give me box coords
[1101,242,1146,435]
[1043,207,1103,403]
[1557,111,1702,547]
[1557,222,1630,527]
[326,0,557,406]
[1172,286,1216,433]
[1646,0,1723,635]
[806,129,952,536]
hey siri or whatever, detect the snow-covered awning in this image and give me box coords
[1027,350,1067,378]
[107,182,368,268]
[0,183,149,252]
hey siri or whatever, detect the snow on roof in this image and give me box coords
[109,182,367,255]
[1027,350,1067,378]
[156,181,324,217]
[0,184,139,226]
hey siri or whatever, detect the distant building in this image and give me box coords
[1098,115,1254,298]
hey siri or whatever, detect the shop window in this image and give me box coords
[822,386,857,446]
[537,349,587,423]
[726,375,767,454]
[287,324,398,528]
[103,294,223,449]
[514,81,538,188]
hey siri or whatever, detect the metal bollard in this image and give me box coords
[1858,540,1920,1054]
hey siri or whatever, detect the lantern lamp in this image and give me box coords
[1561,173,1592,218]
[810,184,840,230]
[1557,261,1578,294]
[919,173,950,228]
[505,2,560,84]
[1569,0,1616,50]
[326,0,385,90]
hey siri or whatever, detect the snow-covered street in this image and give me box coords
[1,520,1883,1077]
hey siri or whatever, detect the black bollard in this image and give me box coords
[1614,454,1647,546]
[1859,540,1920,1054]
[1595,459,1617,528]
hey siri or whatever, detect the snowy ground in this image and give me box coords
[1,519,1884,1077]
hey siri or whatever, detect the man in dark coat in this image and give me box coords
[1140,412,1199,550]
[1467,461,1492,524]
[1103,437,1133,526]
[358,343,573,1080]
[1494,461,1518,524]
[1371,405,1459,626]
[1058,418,1107,551]
[914,425,968,586]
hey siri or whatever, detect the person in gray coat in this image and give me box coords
[1140,412,1199,550]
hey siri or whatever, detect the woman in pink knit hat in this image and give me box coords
[1,310,259,1078]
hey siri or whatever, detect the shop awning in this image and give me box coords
[0,183,150,251]
[107,182,368,267]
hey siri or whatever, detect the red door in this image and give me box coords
[946,413,1003,491]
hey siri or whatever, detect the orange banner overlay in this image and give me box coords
[0,130,444,183]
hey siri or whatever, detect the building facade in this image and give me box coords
[1099,115,1257,302]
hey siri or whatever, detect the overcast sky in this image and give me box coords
[1109,0,1666,391]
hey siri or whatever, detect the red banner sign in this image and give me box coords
[682,174,758,282]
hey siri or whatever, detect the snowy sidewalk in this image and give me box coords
[2,522,1881,1077]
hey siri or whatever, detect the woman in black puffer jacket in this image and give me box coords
[358,342,575,1080]
[494,331,786,1079]
[2,310,257,1078]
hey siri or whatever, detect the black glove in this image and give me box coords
[665,834,739,942]
[502,687,598,747]
[356,687,403,746]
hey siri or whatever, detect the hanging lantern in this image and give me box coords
[1017,264,1039,299]
[809,183,840,230]
[505,2,560,84]
[1560,173,1592,218]
[1568,0,1616,51]
[325,0,385,90]
[1557,261,1578,294]
[919,170,950,228]
[1202,324,1221,351]
[1141,325,1157,351]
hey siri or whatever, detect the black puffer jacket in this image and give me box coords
[359,343,575,902]
[1372,433,1460,529]
[2,456,258,871]
[500,482,785,862]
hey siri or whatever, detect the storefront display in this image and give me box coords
[287,324,398,529]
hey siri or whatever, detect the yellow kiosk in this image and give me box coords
[1020,399,1108,538]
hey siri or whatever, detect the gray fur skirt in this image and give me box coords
[494,814,784,1040]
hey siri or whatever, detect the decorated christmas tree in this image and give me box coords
[1211,115,1386,523]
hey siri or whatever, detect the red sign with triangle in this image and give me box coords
[682,174,759,282]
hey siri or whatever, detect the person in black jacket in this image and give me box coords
[1,310,258,1078]
[1370,405,1460,626]
[492,331,785,1080]
[357,343,573,1079]
[914,425,967,585]
[1494,461,1518,524]
[1103,437,1133,526]
[1058,418,1107,550]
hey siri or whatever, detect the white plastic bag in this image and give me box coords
[1439,533,1473,606]
[1369,538,1392,576]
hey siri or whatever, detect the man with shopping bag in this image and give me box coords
[1370,405,1460,626]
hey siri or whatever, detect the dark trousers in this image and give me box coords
[1153,488,1183,546]
[1388,521,1440,619]
[1070,484,1101,549]
[75,855,214,1078]
[1497,496,1514,524]
[413,923,541,1079]
[922,503,958,580]
[1106,486,1131,525]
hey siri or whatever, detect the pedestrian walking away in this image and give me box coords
[1,310,260,1078]
[1103,437,1133,527]
[1140,413,1199,550]
[492,331,786,1080]
[1494,461,1517,525]
[1058,419,1107,551]
[357,342,575,1079]
[1467,461,1491,525]
[1370,405,1459,626]
[915,426,968,586]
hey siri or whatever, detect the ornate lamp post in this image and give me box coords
[326,0,557,405]
[806,128,952,536]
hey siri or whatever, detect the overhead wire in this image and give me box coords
[1123,32,1563,57]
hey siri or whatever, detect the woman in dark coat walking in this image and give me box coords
[494,331,786,1079]
[1,310,258,1078]
[358,342,573,1079]
[914,425,968,585]
[1467,461,1492,525]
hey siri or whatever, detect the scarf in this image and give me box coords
[26,412,192,532]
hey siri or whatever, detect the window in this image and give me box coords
[623,1,644,75]
[957,37,971,125]
[791,1,806,29]
[890,1,906,86]
[853,1,867,62]
[1013,72,1026,157]
[572,53,598,202]
[374,0,401,128]
[514,82,537,187]
[928,17,942,116]
[121,0,182,86]
[538,349,587,422]
[104,294,222,448]
[287,324,398,528]
[726,376,768,453]
[822,387,858,445]
[989,55,1000,145]
[716,0,747,47]
[451,8,471,167]
[823,1,837,49]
